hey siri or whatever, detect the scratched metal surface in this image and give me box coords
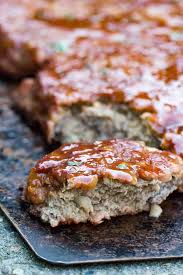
[0,82,183,265]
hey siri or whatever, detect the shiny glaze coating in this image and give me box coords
[33,0,142,29]
[3,0,183,155]
[26,139,183,204]
[35,29,183,155]
[3,1,183,32]
[33,0,183,32]
[1,0,183,78]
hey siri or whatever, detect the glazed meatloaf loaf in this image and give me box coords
[1,0,183,78]
[0,0,146,77]
[14,31,183,157]
[26,139,183,226]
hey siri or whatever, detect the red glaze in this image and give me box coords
[1,0,183,79]
[27,139,183,204]
[33,0,183,32]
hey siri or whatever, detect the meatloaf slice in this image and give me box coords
[26,139,183,226]
[13,31,183,157]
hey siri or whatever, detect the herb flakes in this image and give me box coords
[50,40,70,53]
[67,161,82,166]
[117,163,128,170]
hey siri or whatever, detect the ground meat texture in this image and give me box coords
[13,78,158,146]
[26,139,183,226]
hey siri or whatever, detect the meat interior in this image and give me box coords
[31,177,181,227]
[54,102,159,147]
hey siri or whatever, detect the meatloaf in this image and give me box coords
[0,0,146,77]
[13,31,183,157]
[0,0,142,78]
[1,0,183,78]
[26,139,183,226]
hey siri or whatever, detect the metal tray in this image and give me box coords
[0,83,183,265]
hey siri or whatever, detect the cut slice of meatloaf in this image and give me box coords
[25,139,183,226]
[13,31,183,157]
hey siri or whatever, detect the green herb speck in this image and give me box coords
[170,31,183,41]
[51,40,70,52]
[117,163,128,170]
[67,161,82,166]
[63,13,75,20]
[101,68,108,76]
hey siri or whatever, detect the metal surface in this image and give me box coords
[0,83,183,265]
